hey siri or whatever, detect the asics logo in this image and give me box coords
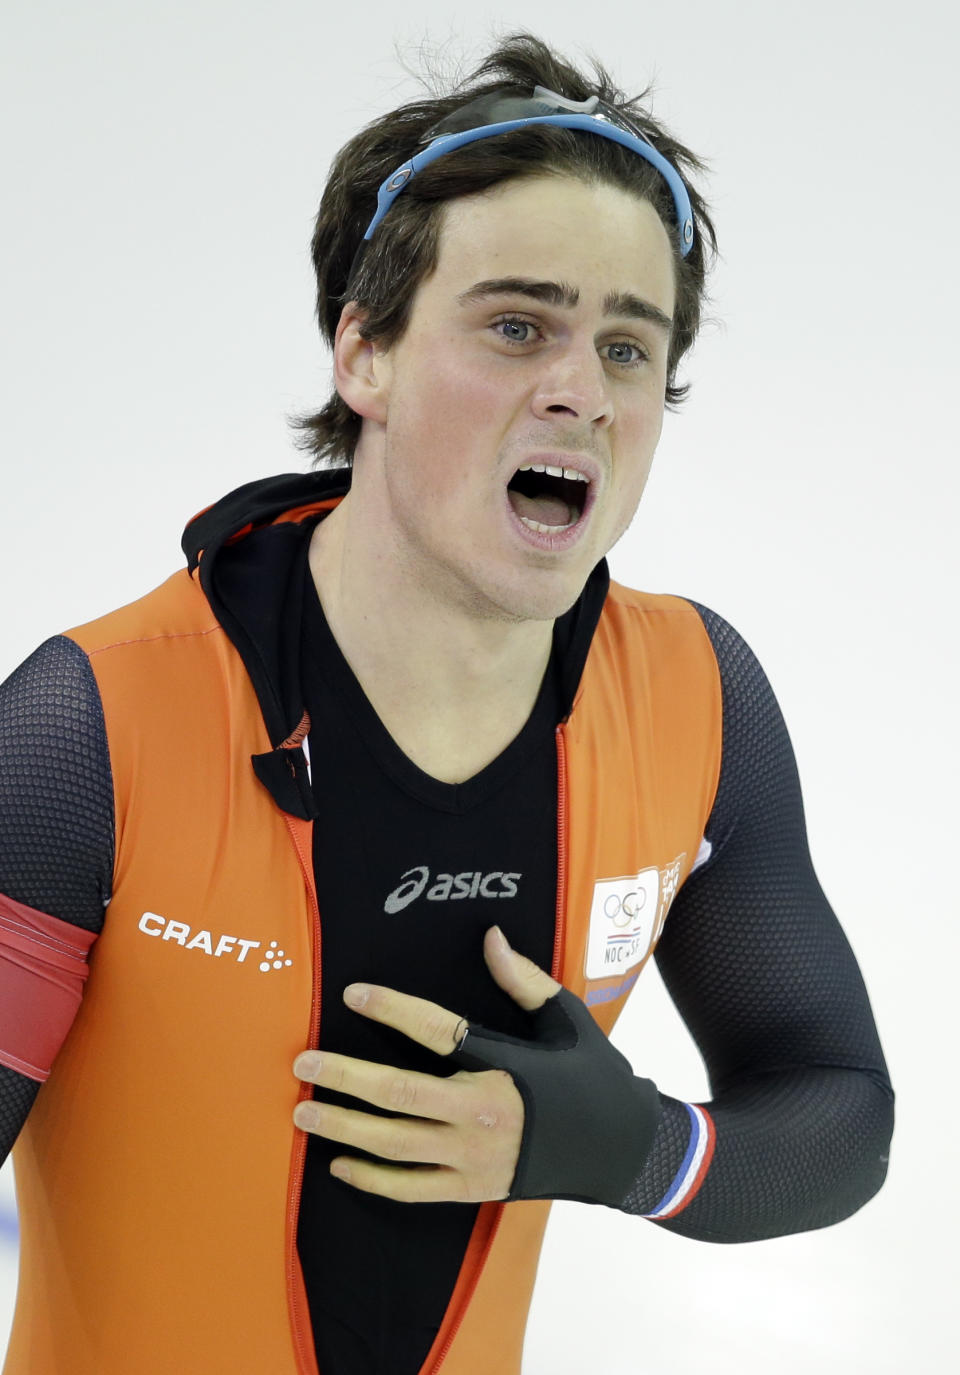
[385,865,521,914]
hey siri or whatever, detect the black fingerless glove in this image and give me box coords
[451,986,661,1206]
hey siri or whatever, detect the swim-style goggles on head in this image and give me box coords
[359,85,694,258]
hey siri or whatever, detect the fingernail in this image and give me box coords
[330,1159,352,1182]
[343,983,370,1008]
[294,1102,320,1131]
[294,1052,323,1079]
[491,925,509,953]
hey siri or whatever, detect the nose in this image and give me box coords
[530,342,614,429]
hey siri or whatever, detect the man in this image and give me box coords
[0,33,892,1375]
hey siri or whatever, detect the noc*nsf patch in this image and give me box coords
[584,869,660,980]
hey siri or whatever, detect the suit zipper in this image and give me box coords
[283,813,323,1375]
[552,724,568,980]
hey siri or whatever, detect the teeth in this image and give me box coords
[520,516,577,534]
[517,463,589,483]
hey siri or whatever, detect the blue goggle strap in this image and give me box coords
[362,113,694,256]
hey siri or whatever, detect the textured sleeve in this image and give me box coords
[0,635,114,1158]
[618,606,894,1240]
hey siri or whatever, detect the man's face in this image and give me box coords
[363,173,676,623]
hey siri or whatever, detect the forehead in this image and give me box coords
[424,174,676,315]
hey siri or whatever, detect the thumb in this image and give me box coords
[483,926,562,1013]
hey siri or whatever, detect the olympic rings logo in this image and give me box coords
[603,888,647,928]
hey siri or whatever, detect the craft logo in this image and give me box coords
[584,855,686,981]
[384,865,521,914]
[138,911,292,973]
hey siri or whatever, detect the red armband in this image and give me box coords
[0,891,98,1082]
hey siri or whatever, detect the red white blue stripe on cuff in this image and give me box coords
[643,1102,717,1220]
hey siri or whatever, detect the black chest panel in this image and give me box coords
[295,551,569,1375]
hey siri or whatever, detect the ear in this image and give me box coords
[333,302,390,425]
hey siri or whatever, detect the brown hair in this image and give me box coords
[289,33,716,468]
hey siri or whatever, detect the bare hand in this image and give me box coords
[291,926,560,1203]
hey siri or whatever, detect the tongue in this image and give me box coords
[508,489,575,527]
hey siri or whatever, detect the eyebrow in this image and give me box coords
[455,276,673,333]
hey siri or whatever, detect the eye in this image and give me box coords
[601,340,649,369]
[492,315,539,346]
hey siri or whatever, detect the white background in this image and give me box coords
[1,2,956,1371]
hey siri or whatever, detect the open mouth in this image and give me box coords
[506,463,591,533]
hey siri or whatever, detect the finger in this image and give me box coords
[292,1049,464,1121]
[293,1099,452,1165]
[341,983,467,1056]
[482,925,561,1013]
[327,1159,477,1204]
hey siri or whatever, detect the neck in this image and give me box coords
[308,487,555,783]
